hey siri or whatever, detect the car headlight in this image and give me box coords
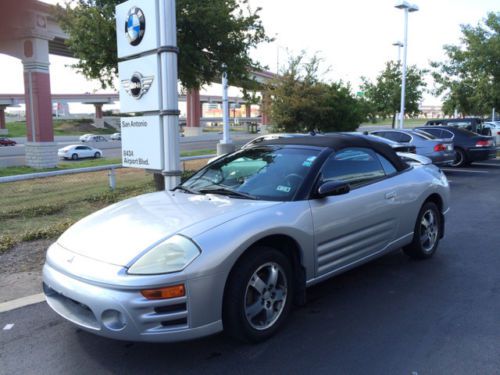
[128,235,201,275]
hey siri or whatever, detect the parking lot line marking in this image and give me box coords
[471,163,500,167]
[442,169,489,174]
[3,323,15,330]
[0,293,45,313]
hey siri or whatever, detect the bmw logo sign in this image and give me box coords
[125,7,145,46]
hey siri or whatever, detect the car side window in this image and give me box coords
[381,132,401,142]
[75,146,83,150]
[321,148,386,188]
[376,154,397,175]
[398,133,412,143]
[372,131,386,138]
[441,130,454,139]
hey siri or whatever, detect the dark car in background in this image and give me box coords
[370,129,455,166]
[0,137,16,146]
[415,126,496,167]
[424,117,490,135]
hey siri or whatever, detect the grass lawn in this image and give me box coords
[360,118,428,128]
[0,158,122,177]
[180,149,216,157]
[6,118,117,137]
[0,167,156,252]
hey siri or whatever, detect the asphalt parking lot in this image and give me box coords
[1,159,499,375]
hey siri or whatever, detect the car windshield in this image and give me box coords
[180,146,321,201]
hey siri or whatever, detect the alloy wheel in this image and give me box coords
[244,262,288,331]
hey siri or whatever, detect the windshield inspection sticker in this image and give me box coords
[302,156,317,167]
[276,185,291,193]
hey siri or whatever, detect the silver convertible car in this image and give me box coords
[43,134,450,343]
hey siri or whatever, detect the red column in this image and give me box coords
[0,107,6,130]
[23,69,54,142]
[94,104,103,119]
[186,89,201,128]
[245,104,251,118]
[261,93,271,126]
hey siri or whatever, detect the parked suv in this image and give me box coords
[424,118,490,135]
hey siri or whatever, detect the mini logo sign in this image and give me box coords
[121,72,154,99]
[125,6,145,46]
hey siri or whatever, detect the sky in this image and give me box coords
[0,0,498,112]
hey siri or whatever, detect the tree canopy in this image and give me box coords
[56,0,271,90]
[361,61,427,127]
[266,54,365,133]
[431,12,500,116]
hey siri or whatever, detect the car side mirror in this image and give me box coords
[316,181,350,198]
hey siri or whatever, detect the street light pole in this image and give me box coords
[392,41,403,62]
[217,63,235,155]
[395,1,418,129]
[221,63,230,144]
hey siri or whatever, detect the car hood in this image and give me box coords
[57,191,280,267]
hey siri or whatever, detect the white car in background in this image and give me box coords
[484,122,500,146]
[83,135,108,142]
[58,145,103,160]
[110,132,121,141]
[79,134,93,142]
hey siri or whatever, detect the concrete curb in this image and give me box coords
[0,293,45,313]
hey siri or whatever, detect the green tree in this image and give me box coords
[267,54,365,133]
[431,12,500,116]
[361,61,427,127]
[56,0,271,90]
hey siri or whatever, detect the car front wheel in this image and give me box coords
[403,201,442,259]
[223,246,293,342]
[71,153,78,160]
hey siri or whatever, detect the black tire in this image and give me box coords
[94,152,101,158]
[403,201,442,259]
[71,153,78,160]
[450,148,467,167]
[223,246,293,343]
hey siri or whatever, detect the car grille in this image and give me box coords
[43,282,99,330]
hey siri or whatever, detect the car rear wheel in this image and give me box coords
[403,201,441,259]
[71,153,78,160]
[223,246,293,342]
[450,148,467,167]
[94,152,101,158]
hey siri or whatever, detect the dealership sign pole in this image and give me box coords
[116,0,181,190]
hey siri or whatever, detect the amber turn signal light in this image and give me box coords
[141,284,185,300]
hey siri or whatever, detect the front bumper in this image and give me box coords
[42,261,223,342]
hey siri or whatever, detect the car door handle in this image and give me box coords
[385,191,397,200]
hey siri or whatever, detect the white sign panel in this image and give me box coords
[118,54,161,113]
[116,0,160,59]
[121,116,163,170]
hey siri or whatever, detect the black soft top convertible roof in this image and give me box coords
[258,134,409,172]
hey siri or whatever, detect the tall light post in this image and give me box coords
[217,63,235,155]
[395,1,418,129]
[392,41,403,62]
